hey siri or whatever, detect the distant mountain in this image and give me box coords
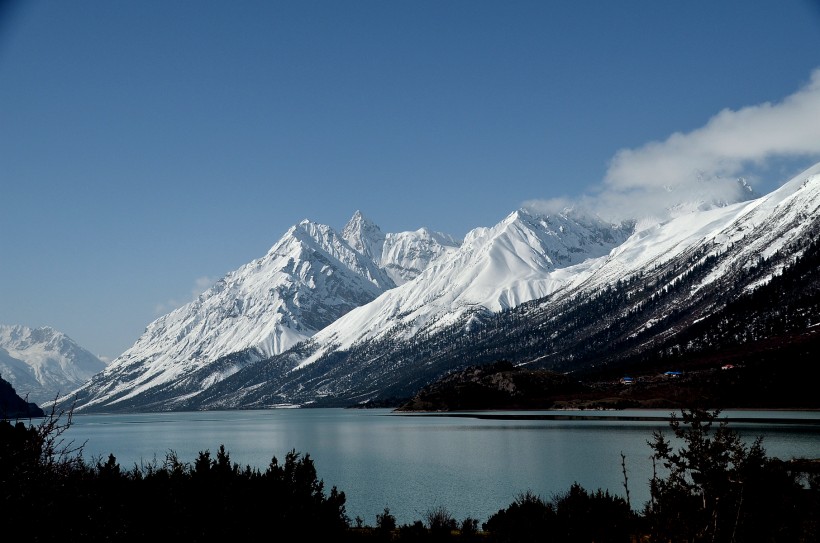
[0,374,44,419]
[0,325,105,406]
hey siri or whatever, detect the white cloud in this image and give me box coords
[153,276,219,316]
[521,196,576,216]
[153,299,184,316]
[192,276,218,298]
[606,68,820,185]
[529,68,820,223]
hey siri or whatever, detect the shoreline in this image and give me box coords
[390,410,820,426]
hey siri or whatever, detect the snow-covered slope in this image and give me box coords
[0,325,106,405]
[64,209,629,412]
[552,162,820,298]
[298,209,632,367]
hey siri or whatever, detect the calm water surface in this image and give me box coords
[63,408,820,525]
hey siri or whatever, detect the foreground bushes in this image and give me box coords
[2,408,817,542]
[643,408,819,542]
[1,409,347,541]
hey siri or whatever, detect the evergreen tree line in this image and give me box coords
[1,408,817,542]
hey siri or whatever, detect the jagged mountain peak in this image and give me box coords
[344,210,379,231]
[288,208,632,370]
[1,324,58,343]
[340,211,461,286]
[461,207,632,271]
[341,210,386,265]
[269,217,395,291]
[341,210,381,239]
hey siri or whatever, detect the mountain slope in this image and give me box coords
[64,164,820,413]
[293,208,633,369]
[0,325,106,405]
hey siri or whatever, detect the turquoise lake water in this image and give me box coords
[62,408,820,525]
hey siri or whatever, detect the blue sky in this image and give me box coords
[2,0,820,361]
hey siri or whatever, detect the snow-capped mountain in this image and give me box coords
[66,206,632,412]
[62,163,820,412]
[178,162,820,409]
[0,325,106,405]
[63,213,456,412]
[296,208,632,368]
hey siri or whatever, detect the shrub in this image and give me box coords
[483,490,555,542]
[377,506,397,532]
[552,483,633,542]
[424,505,458,540]
[645,407,816,542]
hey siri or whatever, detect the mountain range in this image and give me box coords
[53,162,820,412]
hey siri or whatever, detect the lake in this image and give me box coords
[62,408,820,526]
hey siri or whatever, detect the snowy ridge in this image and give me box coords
[0,325,106,405]
[554,162,820,299]
[64,214,456,411]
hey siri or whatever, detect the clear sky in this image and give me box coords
[2,0,820,361]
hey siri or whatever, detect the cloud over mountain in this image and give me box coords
[527,68,820,224]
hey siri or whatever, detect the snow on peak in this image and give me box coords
[58,162,820,411]
[341,211,461,285]
[289,217,395,290]
[553,160,820,301]
[341,210,387,267]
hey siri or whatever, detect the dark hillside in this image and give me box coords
[0,375,44,419]
[396,361,586,411]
